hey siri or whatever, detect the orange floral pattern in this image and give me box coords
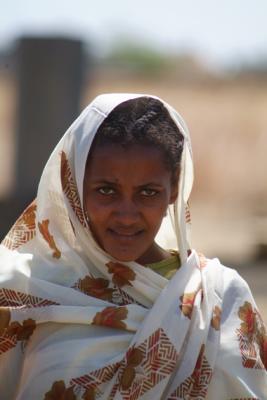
[74,276,115,301]
[106,262,136,287]
[6,318,36,341]
[44,380,76,400]
[120,348,144,390]
[61,151,86,227]
[238,301,257,338]
[0,316,36,355]
[179,292,197,319]
[2,200,37,250]
[38,219,61,259]
[236,301,267,369]
[82,387,96,400]
[211,306,222,331]
[92,306,128,330]
[73,277,140,306]
[0,307,11,335]
[44,379,97,400]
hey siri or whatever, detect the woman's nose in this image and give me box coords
[114,198,140,225]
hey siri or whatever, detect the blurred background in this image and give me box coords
[0,0,266,321]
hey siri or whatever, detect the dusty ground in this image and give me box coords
[0,71,266,323]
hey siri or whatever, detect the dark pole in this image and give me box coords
[15,37,84,200]
[0,37,85,240]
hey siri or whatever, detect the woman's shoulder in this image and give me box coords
[195,250,251,293]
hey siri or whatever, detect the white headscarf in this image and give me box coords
[3,93,193,273]
[82,94,194,264]
[65,93,194,266]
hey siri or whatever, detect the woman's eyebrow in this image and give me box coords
[138,182,163,187]
[88,179,163,188]
[89,178,118,184]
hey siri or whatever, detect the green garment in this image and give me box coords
[146,251,181,279]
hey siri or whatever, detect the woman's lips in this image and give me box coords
[108,228,144,240]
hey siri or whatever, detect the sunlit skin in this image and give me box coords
[83,144,179,265]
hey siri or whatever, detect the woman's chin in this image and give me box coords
[107,252,138,263]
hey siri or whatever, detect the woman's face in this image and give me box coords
[83,144,178,264]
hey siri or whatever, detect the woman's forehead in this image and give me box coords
[84,143,172,183]
[87,143,167,166]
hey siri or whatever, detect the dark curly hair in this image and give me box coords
[90,96,184,178]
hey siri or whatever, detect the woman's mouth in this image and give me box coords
[108,228,144,241]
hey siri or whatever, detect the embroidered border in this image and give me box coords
[2,200,37,250]
[66,328,178,399]
[236,301,266,370]
[60,151,86,227]
[169,345,213,400]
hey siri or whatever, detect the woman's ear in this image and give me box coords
[169,169,180,204]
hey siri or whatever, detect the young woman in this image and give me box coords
[0,94,266,399]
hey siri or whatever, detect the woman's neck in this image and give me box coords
[136,242,174,266]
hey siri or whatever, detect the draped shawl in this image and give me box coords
[0,93,266,399]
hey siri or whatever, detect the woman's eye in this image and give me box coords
[98,187,115,195]
[141,188,158,197]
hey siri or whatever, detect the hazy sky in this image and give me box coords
[1,0,267,68]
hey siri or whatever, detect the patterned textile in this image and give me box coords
[0,94,266,399]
